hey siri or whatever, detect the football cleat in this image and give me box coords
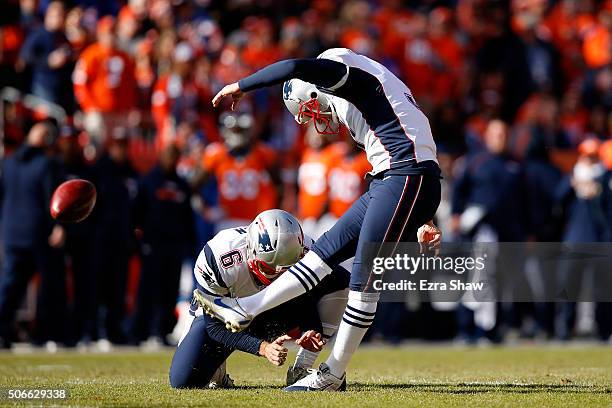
[286,365,309,386]
[284,363,346,392]
[192,289,253,332]
[208,361,234,389]
[208,373,235,389]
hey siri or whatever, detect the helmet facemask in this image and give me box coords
[297,97,340,135]
[283,79,340,136]
[246,256,293,286]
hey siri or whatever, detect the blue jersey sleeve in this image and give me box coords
[205,318,263,356]
[238,58,393,128]
[238,58,348,93]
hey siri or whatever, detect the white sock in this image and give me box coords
[317,289,349,341]
[325,290,379,377]
[291,289,347,370]
[293,347,318,369]
[238,251,332,316]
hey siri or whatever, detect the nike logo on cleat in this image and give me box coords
[213,298,248,318]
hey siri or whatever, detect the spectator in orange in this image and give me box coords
[241,17,282,70]
[338,1,376,57]
[73,16,137,149]
[428,7,465,103]
[373,0,413,56]
[151,42,217,149]
[456,0,488,40]
[328,142,371,219]
[543,0,595,82]
[582,4,612,69]
[397,12,438,104]
[200,111,280,231]
[339,29,377,59]
[0,2,24,90]
[600,140,612,171]
[297,125,345,238]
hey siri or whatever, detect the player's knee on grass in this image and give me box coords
[169,316,229,389]
[169,364,194,389]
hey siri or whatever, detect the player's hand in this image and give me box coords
[48,48,69,69]
[295,330,326,352]
[450,214,461,235]
[48,225,66,249]
[260,334,291,366]
[417,221,441,255]
[212,82,243,110]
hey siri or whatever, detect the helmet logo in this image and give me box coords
[283,81,293,100]
[256,218,275,253]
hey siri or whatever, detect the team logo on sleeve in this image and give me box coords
[197,264,215,285]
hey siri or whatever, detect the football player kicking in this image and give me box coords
[201,47,442,391]
[170,209,349,389]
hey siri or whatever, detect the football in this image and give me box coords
[50,179,97,223]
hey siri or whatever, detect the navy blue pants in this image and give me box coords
[312,174,441,291]
[92,237,129,342]
[0,245,66,343]
[169,314,233,388]
[65,233,97,343]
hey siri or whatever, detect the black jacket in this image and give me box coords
[1,145,62,248]
[134,166,194,252]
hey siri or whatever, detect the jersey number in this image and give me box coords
[220,170,262,200]
[220,250,243,269]
[299,162,327,195]
[107,56,125,88]
[329,169,361,202]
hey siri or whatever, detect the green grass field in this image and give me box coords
[0,345,611,407]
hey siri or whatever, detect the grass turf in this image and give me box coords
[0,345,610,407]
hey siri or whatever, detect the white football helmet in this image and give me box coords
[246,209,305,285]
[282,79,340,135]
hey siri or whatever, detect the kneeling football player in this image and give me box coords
[169,209,349,389]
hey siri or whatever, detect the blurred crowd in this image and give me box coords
[0,0,611,349]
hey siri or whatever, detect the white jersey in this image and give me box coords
[194,226,315,298]
[317,48,438,175]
